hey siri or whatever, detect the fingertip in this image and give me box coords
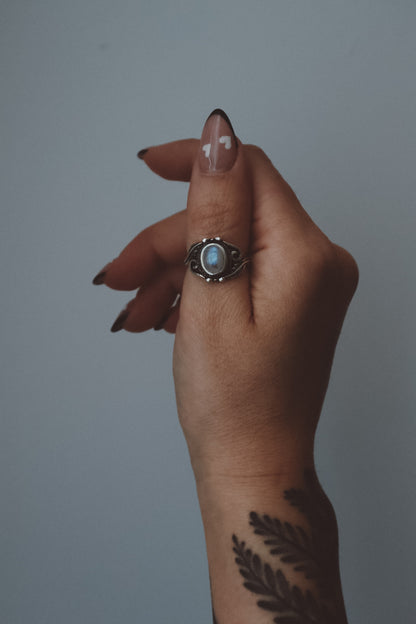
[137,148,149,160]
[92,270,106,286]
[136,139,199,181]
[198,108,238,174]
[92,262,113,285]
[206,108,237,141]
[110,308,129,333]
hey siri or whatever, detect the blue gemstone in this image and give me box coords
[201,243,226,275]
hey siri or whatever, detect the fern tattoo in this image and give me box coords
[230,469,347,624]
[248,512,320,580]
[232,534,332,624]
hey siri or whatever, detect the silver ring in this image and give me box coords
[184,237,249,283]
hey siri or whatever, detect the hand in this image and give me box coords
[93,110,358,482]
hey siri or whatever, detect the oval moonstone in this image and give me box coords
[200,243,227,276]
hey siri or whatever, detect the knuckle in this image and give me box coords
[245,144,268,159]
[297,239,359,302]
[245,144,275,170]
[334,245,360,298]
[287,240,339,305]
[300,240,337,281]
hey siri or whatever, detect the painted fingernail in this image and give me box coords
[199,108,238,174]
[111,308,129,333]
[92,262,111,285]
[137,148,149,160]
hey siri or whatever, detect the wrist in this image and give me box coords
[194,463,314,522]
[176,386,318,485]
[187,431,315,486]
[196,465,347,624]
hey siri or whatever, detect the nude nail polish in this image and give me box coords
[199,109,238,174]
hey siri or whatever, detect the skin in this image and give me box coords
[98,136,358,483]
[95,124,358,622]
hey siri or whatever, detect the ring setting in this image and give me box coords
[185,237,249,282]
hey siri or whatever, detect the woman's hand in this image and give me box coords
[93,110,358,483]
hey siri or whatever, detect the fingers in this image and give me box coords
[180,109,253,321]
[93,135,307,302]
[95,117,342,335]
[139,139,199,181]
[158,297,181,334]
[111,266,184,333]
[93,210,187,291]
[138,138,311,243]
[129,114,306,325]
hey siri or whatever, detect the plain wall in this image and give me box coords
[1,1,415,622]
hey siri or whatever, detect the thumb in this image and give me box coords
[181,109,252,323]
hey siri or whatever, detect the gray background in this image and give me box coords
[1,1,415,622]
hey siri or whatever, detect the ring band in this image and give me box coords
[184,237,249,282]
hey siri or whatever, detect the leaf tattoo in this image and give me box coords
[230,469,348,624]
[249,512,320,580]
[232,534,332,624]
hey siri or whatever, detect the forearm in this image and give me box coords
[196,466,348,624]
[92,109,357,622]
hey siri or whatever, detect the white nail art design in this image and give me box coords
[202,136,232,159]
[219,135,232,150]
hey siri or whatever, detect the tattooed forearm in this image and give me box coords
[231,469,348,624]
[249,511,321,579]
[232,535,332,623]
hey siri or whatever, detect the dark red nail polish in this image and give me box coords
[111,309,129,333]
[92,271,106,285]
[92,262,112,285]
[137,148,149,160]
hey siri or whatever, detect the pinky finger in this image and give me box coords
[112,266,184,333]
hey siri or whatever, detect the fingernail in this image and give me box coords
[137,148,149,160]
[199,108,238,174]
[92,262,112,285]
[111,308,129,333]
